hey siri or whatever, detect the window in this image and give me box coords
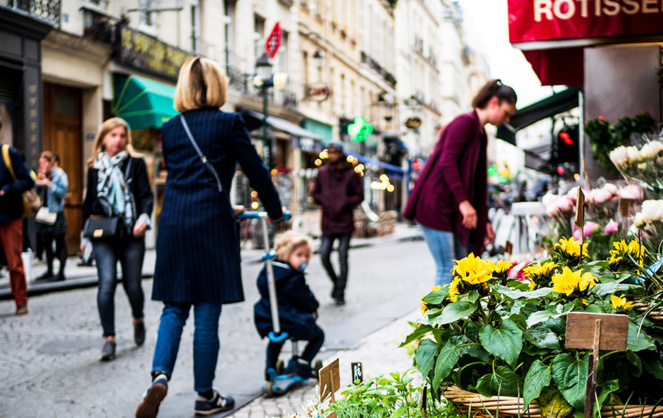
[191,0,200,54]
[254,14,265,61]
[279,31,289,73]
[224,1,235,68]
[302,51,309,87]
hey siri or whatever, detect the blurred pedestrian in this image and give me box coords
[34,151,69,282]
[0,117,35,315]
[311,141,363,305]
[254,231,324,381]
[82,117,154,361]
[403,79,517,286]
[135,57,283,418]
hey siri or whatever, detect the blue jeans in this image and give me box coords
[420,226,468,287]
[151,302,223,393]
[94,236,146,337]
[320,232,352,298]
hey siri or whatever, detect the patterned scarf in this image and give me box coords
[93,149,134,227]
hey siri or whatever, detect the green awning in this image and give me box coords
[303,119,333,144]
[113,75,178,130]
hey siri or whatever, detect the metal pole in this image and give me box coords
[263,85,271,168]
[261,216,281,335]
[579,90,586,185]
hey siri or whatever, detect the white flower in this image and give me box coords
[609,146,628,167]
[558,197,575,212]
[635,213,646,228]
[640,200,663,223]
[626,146,641,163]
[566,186,579,201]
[545,202,560,217]
[640,143,657,159]
[649,140,663,152]
[618,185,643,201]
[602,183,618,195]
[542,193,558,209]
[592,189,612,204]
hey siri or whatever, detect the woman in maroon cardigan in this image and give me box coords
[403,80,517,286]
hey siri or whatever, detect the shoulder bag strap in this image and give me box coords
[179,114,223,194]
[2,145,18,182]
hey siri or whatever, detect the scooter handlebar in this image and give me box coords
[235,210,291,221]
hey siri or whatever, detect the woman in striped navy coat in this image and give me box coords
[136,57,283,418]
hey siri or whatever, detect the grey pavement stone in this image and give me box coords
[0,233,433,417]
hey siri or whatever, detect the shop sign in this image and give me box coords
[508,0,663,45]
[405,117,422,129]
[114,24,193,80]
[306,82,331,102]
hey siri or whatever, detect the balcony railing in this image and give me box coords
[226,64,249,95]
[6,0,60,26]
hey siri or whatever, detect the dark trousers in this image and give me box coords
[38,233,67,275]
[93,236,145,337]
[0,219,27,307]
[320,232,352,298]
[265,324,325,370]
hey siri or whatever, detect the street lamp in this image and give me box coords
[313,49,324,70]
[255,54,273,168]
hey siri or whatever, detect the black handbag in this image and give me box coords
[82,216,124,240]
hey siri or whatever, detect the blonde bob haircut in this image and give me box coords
[88,117,139,166]
[274,231,312,262]
[174,57,228,112]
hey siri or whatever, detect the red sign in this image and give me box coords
[305,82,330,102]
[508,0,663,45]
[265,23,282,59]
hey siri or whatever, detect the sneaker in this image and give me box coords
[100,340,116,361]
[47,273,65,282]
[134,321,146,346]
[15,305,28,316]
[289,361,317,379]
[194,390,235,415]
[136,375,168,418]
[35,272,54,281]
[334,296,345,306]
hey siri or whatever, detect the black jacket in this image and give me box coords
[0,146,35,224]
[82,156,154,228]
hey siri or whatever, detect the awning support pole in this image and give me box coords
[578,90,586,187]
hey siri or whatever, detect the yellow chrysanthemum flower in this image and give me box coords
[554,237,589,258]
[431,285,442,292]
[609,240,629,266]
[448,277,461,301]
[493,260,513,274]
[611,295,635,311]
[551,267,598,296]
[420,301,429,315]
[452,253,494,284]
[529,281,537,290]
[627,241,646,266]
[582,299,589,306]
[523,261,557,279]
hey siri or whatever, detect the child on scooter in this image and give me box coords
[254,231,324,380]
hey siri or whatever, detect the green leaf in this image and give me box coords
[461,344,490,363]
[494,284,552,299]
[508,314,528,330]
[476,366,522,397]
[415,339,438,379]
[597,380,620,410]
[525,324,561,349]
[422,286,450,304]
[436,300,479,325]
[468,291,480,303]
[626,350,642,377]
[400,324,433,347]
[479,320,523,368]
[537,386,574,418]
[645,357,663,380]
[527,304,573,327]
[432,340,461,390]
[593,282,636,296]
[627,323,656,352]
[523,360,552,409]
[551,353,588,410]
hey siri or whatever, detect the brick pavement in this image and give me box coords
[0,232,433,417]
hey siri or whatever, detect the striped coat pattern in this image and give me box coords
[153,108,283,304]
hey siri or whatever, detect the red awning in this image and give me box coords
[521,47,584,87]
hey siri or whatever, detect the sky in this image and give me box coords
[458,0,555,108]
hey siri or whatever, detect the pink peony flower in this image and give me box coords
[605,220,619,234]
[619,185,644,201]
[573,221,601,240]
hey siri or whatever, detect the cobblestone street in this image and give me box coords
[0,238,434,417]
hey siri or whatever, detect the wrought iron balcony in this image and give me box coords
[226,64,249,95]
[6,0,60,26]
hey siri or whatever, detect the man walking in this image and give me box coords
[0,118,35,315]
[311,141,364,305]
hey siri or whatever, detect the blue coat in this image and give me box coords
[153,109,283,304]
[254,261,320,340]
[0,146,35,224]
[43,167,68,213]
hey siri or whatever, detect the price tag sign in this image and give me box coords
[351,362,363,384]
[618,198,634,219]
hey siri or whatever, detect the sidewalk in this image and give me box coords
[0,222,423,301]
[230,309,420,417]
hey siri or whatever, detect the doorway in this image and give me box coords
[43,83,83,255]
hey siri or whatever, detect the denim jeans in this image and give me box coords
[319,232,352,298]
[420,226,468,287]
[265,324,325,371]
[151,302,223,393]
[93,236,146,337]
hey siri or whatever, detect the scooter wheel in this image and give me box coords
[265,382,275,398]
[276,359,285,375]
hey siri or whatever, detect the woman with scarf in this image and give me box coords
[82,117,154,361]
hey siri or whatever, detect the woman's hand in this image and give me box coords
[459,200,477,230]
[133,221,148,237]
[36,178,51,188]
[485,222,495,246]
[233,205,245,216]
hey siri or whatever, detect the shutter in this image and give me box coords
[0,66,21,103]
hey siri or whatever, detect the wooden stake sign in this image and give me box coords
[505,241,513,256]
[565,312,629,418]
[575,188,585,265]
[319,358,340,403]
[618,197,635,219]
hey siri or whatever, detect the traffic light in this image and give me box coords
[552,125,579,164]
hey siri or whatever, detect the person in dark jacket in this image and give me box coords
[82,117,154,361]
[136,57,283,418]
[0,118,35,315]
[403,79,517,287]
[311,141,364,305]
[254,231,323,380]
